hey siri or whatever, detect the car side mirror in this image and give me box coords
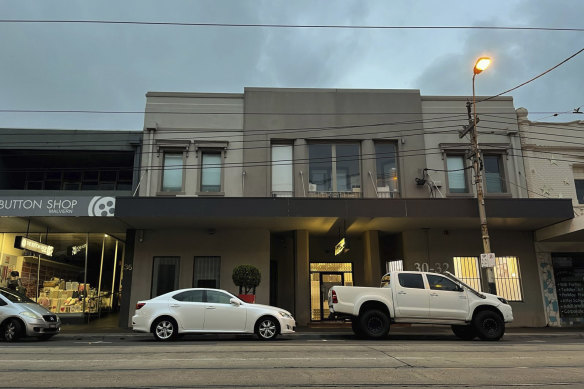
[230,298,241,306]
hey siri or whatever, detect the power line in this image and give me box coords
[478,47,584,103]
[1,20,583,32]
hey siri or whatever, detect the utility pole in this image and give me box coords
[462,75,497,294]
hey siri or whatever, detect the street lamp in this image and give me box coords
[471,56,497,294]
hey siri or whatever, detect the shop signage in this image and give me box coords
[14,236,54,256]
[335,238,348,256]
[480,253,496,268]
[0,196,116,217]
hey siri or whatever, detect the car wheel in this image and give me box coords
[359,309,390,339]
[451,325,477,340]
[473,311,505,341]
[2,319,23,342]
[255,317,279,341]
[152,317,178,341]
[39,334,55,341]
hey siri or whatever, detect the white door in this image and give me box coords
[203,290,247,332]
[395,273,430,318]
[426,274,469,320]
[168,290,206,330]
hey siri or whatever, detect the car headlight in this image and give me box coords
[278,311,293,319]
[20,311,41,320]
[497,297,509,305]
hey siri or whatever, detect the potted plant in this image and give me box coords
[232,264,261,303]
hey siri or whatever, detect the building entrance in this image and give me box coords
[310,263,353,321]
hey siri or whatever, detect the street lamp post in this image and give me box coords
[471,57,497,294]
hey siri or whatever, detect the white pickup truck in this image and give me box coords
[328,271,513,341]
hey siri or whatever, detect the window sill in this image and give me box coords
[156,191,186,197]
[197,191,225,197]
[484,193,513,198]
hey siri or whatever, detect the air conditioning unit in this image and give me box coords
[377,186,390,192]
[308,183,317,192]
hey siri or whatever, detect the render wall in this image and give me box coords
[422,97,527,198]
[128,228,270,326]
[140,93,244,197]
[398,228,543,327]
[242,88,428,198]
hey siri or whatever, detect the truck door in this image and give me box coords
[395,273,430,318]
[426,274,469,320]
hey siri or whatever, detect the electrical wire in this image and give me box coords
[1,19,583,32]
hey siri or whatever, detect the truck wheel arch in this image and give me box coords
[358,301,391,319]
[471,305,504,322]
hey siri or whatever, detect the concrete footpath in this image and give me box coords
[54,323,584,341]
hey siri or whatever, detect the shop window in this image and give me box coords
[200,152,222,193]
[453,257,482,292]
[494,256,523,301]
[552,254,584,325]
[375,143,399,198]
[308,143,360,197]
[151,256,180,298]
[484,155,507,194]
[309,262,353,321]
[271,144,293,197]
[193,256,220,288]
[398,273,425,289]
[161,153,184,192]
[446,155,470,194]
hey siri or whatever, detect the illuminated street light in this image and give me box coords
[473,57,492,75]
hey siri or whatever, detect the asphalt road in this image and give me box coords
[1,331,584,388]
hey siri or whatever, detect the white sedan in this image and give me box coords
[132,288,296,341]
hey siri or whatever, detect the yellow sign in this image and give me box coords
[335,238,346,256]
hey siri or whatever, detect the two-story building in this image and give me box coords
[116,88,573,328]
[0,129,142,326]
[517,108,584,327]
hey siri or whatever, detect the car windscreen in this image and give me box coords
[0,288,36,304]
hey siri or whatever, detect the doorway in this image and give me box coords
[310,263,353,321]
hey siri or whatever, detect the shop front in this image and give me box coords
[0,195,130,325]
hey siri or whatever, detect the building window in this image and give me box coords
[271,144,293,197]
[308,143,360,197]
[494,256,523,301]
[193,256,220,288]
[453,257,482,292]
[385,260,404,273]
[375,143,399,197]
[446,155,469,194]
[151,256,180,298]
[484,155,506,194]
[201,152,222,192]
[161,153,183,192]
[573,167,584,204]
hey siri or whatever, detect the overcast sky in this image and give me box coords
[0,0,582,130]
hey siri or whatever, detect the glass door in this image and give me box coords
[320,273,344,320]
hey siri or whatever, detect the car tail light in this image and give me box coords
[136,303,145,310]
[331,290,338,304]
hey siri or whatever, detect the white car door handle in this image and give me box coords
[398,291,407,295]
[430,293,439,297]
[170,304,180,308]
[206,306,216,309]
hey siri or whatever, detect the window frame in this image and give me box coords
[444,153,472,196]
[197,148,226,196]
[158,150,186,195]
[374,142,400,196]
[270,143,294,197]
[483,153,510,196]
[308,142,362,193]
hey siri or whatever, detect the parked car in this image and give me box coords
[329,271,513,341]
[0,287,61,342]
[132,288,296,341]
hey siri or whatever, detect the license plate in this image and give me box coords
[49,324,56,328]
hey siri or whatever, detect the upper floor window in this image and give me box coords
[446,155,469,194]
[271,144,293,197]
[484,155,507,194]
[374,143,399,198]
[573,167,584,204]
[308,143,360,197]
[161,153,184,192]
[200,151,222,192]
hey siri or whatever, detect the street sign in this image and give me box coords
[480,253,496,268]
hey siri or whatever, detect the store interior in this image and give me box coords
[0,232,125,324]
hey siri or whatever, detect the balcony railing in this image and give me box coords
[308,191,361,199]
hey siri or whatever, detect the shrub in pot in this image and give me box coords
[232,264,261,303]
